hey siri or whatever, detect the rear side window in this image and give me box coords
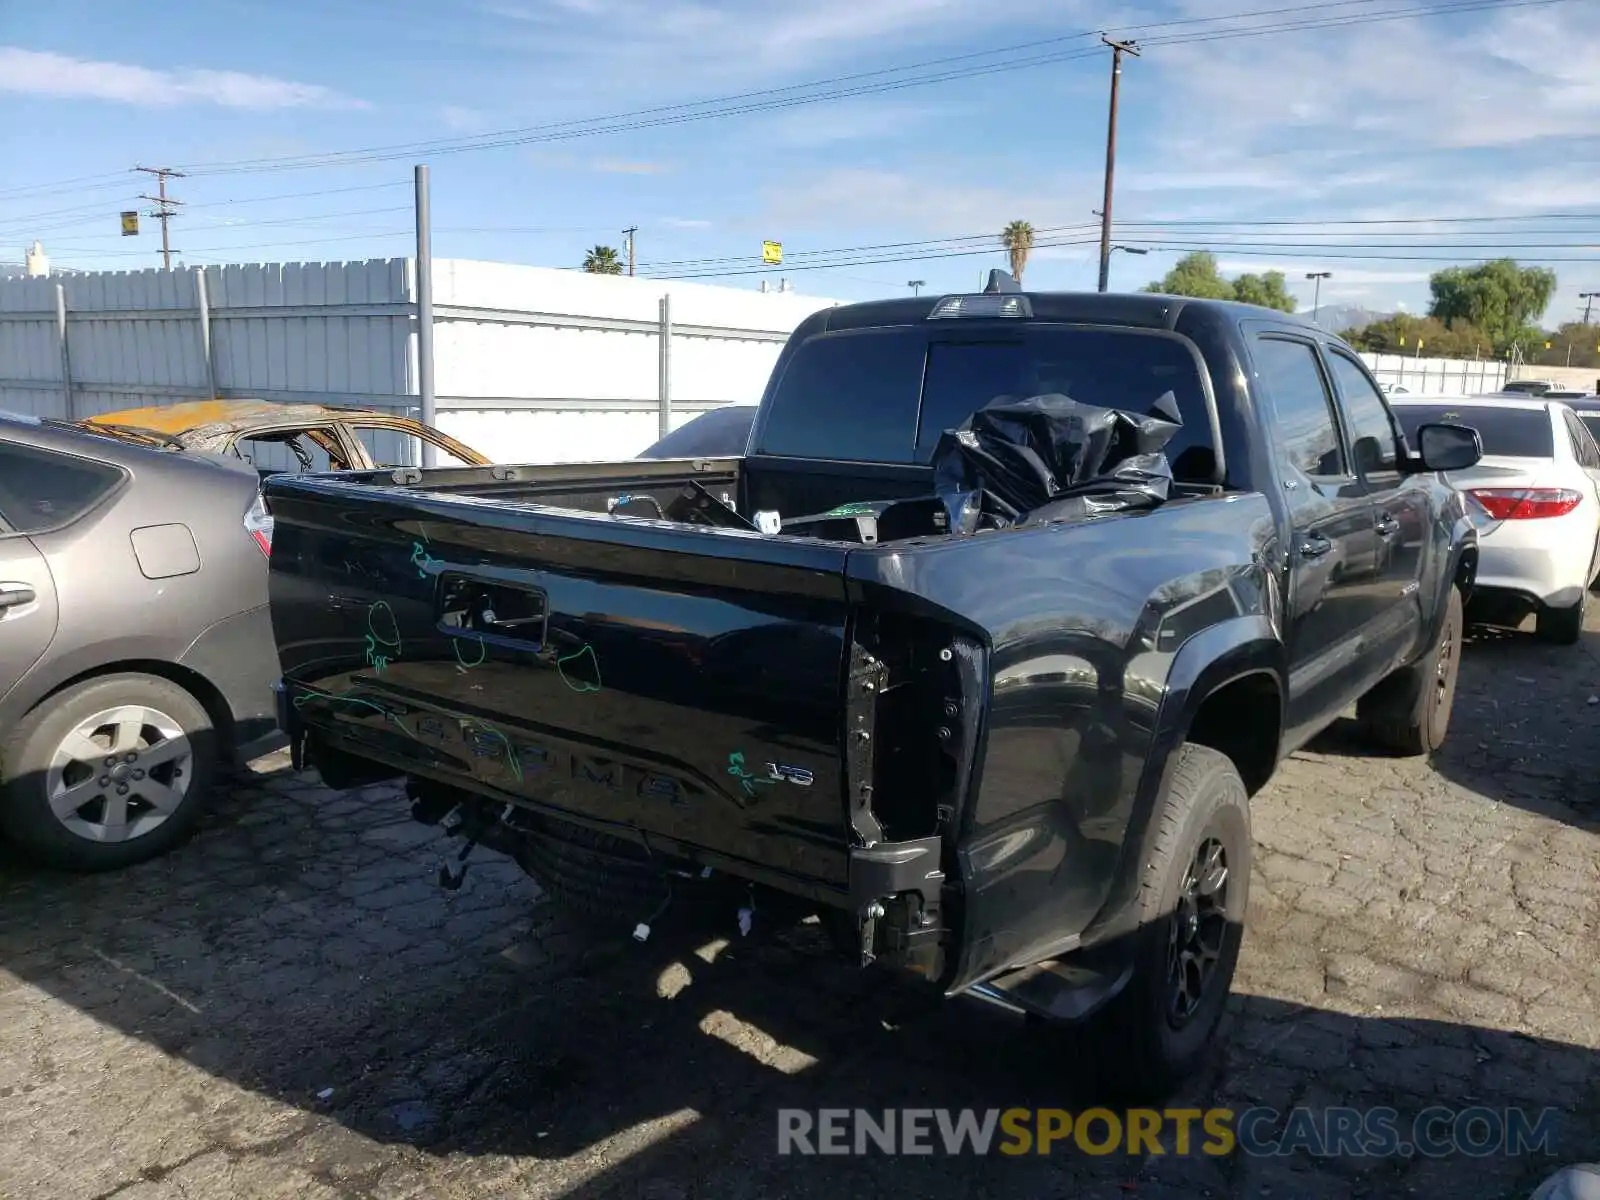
[916,329,1214,472]
[0,440,124,534]
[755,329,927,461]
[1578,412,1600,447]
[757,323,1216,476]
[1391,405,1554,459]
[1251,336,1347,477]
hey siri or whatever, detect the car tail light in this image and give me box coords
[244,493,274,556]
[1468,488,1583,520]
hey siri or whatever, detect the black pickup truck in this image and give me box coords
[263,284,1483,1095]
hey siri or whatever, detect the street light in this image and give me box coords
[907,280,926,295]
[1306,271,1332,326]
[1103,244,1148,290]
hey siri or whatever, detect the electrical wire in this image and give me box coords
[166,0,1567,177]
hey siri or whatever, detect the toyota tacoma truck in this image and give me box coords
[262,283,1483,1095]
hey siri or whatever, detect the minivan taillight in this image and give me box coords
[1468,488,1583,520]
[244,493,274,556]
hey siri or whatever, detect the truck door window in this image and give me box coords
[756,328,927,462]
[1326,350,1400,477]
[1252,336,1348,479]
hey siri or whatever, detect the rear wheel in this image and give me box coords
[1358,584,1464,755]
[0,673,218,871]
[1074,743,1250,1102]
[1536,587,1586,645]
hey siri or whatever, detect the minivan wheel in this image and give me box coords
[0,673,218,872]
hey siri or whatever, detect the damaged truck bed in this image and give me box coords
[265,282,1485,1095]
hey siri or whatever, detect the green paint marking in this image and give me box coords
[453,633,487,671]
[726,751,774,798]
[364,601,402,673]
[556,643,602,693]
[823,502,878,517]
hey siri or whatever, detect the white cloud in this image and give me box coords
[440,105,493,132]
[590,158,670,175]
[0,46,364,110]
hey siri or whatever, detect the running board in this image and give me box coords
[963,956,1134,1024]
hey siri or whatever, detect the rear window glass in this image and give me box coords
[756,323,1215,477]
[0,440,124,533]
[1392,404,1554,459]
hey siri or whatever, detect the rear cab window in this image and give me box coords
[753,323,1219,481]
[0,439,125,534]
[1391,405,1554,459]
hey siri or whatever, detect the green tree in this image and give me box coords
[1529,321,1600,370]
[582,245,623,275]
[1143,251,1235,301]
[1000,220,1036,283]
[1231,270,1297,313]
[1341,313,1495,359]
[1427,259,1557,347]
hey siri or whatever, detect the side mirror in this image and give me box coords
[1415,422,1482,472]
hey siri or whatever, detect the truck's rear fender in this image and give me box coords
[1075,614,1285,955]
[845,493,1282,995]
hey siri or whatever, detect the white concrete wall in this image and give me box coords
[1360,352,1507,396]
[427,260,838,462]
[0,257,840,466]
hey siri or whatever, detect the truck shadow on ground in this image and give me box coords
[1302,622,1600,833]
[1,815,1597,1199]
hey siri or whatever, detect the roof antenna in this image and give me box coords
[983,268,1021,295]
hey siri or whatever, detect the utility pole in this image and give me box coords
[134,166,185,269]
[1581,291,1599,325]
[1306,271,1332,325]
[1096,35,1140,294]
[623,226,638,277]
[907,279,925,295]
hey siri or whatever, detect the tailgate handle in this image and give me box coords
[437,573,549,649]
[0,583,36,611]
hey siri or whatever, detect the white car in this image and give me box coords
[1390,395,1600,643]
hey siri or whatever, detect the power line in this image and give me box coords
[637,216,1599,276]
[165,0,1563,177]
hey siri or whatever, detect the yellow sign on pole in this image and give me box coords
[761,240,783,265]
[120,211,139,236]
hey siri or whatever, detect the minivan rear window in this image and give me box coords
[1392,404,1554,459]
[755,323,1216,478]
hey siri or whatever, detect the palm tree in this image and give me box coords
[1000,220,1035,284]
[582,245,623,275]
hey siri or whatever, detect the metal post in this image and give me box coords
[1096,37,1140,294]
[658,294,673,440]
[54,283,73,419]
[414,163,437,468]
[193,267,217,401]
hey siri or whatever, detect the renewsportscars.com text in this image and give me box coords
[776,1106,1561,1158]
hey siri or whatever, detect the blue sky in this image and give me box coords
[2,0,1598,323]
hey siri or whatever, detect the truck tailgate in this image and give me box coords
[264,476,864,890]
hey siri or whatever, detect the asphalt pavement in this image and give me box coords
[0,614,1597,1200]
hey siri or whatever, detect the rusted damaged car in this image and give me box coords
[75,400,489,474]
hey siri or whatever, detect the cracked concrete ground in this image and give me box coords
[1,617,1597,1200]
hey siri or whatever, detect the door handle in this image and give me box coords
[1298,534,1332,560]
[1376,513,1402,536]
[0,583,37,610]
